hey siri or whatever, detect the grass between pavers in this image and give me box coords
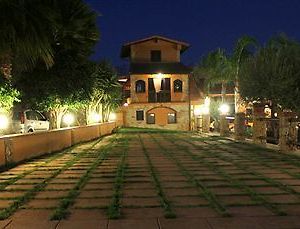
[162,134,286,216]
[117,127,184,134]
[149,134,230,217]
[0,147,76,192]
[107,137,128,219]
[198,139,300,199]
[179,136,300,206]
[138,135,176,218]
[51,136,122,220]
[0,138,105,220]
[220,141,300,180]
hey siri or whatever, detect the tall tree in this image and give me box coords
[0,0,54,77]
[240,34,300,113]
[0,0,99,78]
[86,61,122,124]
[231,35,257,112]
[194,49,233,103]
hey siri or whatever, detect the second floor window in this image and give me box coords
[174,79,183,92]
[151,50,161,62]
[135,80,145,93]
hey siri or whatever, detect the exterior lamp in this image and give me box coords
[202,106,209,115]
[91,112,101,123]
[194,107,202,116]
[0,114,9,130]
[219,104,230,115]
[63,113,75,127]
[109,113,116,121]
[204,97,210,107]
[153,73,164,93]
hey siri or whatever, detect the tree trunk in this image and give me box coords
[0,53,12,79]
[221,81,226,103]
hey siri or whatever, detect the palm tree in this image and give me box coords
[0,0,54,78]
[231,35,257,112]
[195,49,233,103]
[0,0,99,79]
[49,0,99,58]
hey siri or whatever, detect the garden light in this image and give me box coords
[109,113,116,121]
[0,114,9,130]
[91,112,101,123]
[63,113,75,127]
[219,104,230,115]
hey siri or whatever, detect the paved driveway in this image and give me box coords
[1,129,300,228]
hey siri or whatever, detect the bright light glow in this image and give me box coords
[91,112,101,123]
[118,78,128,83]
[194,107,202,116]
[63,113,75,126]
[204,97,210,107]
[123,103,129,107]
[109,113,116,121]
[202,106,210,115]
[194,105,209,116]
[219,104,230,115]
[0,114,9,130]
[156,73,163,79]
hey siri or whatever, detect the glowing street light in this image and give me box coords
[63,113,75,127]
[219,104,230,115]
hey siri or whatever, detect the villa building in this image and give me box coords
[120,35,204,131]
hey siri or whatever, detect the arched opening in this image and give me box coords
[135,80,145,93]
[174,79,183,92]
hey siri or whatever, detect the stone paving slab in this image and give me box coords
[1,132,300,228]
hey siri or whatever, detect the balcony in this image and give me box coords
[148,90,171,103]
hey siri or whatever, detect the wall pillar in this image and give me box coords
[279,111,297,151]
[253,104,266,144]
[220,115,229,137]
[202,114,210,133]
[234,112,246,141]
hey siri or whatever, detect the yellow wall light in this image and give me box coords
[63,113,75,127]
[0,114,9,130]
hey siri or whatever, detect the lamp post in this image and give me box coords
[219,104,229,137]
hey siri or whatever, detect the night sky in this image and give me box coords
[85,0,300,68]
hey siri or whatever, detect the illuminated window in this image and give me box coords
[151,50,161,62]
[174,79,182,92]
[168,113,176,124]
[135,80,145,93]
[136,110,144,121]
[146,113,155,124]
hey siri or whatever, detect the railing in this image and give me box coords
[148,90,171,103]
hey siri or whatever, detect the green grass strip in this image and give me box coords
[0,138,104,220]
[164,134,286,216]
[107,136,128,219]
[150,134,230,217]
[138,134,176,218]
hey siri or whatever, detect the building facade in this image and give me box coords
[120,36,202,131]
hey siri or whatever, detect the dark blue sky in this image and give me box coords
[85,0,300,67]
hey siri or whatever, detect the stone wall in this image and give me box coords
[124,102,190,131]
[130,74,189,103]
[0,122,116,168]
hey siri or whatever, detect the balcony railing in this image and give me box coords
[148,90,171,102]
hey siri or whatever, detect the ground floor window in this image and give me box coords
[168,113,176,124]
[136,110,144,121]
[146,113,155,124]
